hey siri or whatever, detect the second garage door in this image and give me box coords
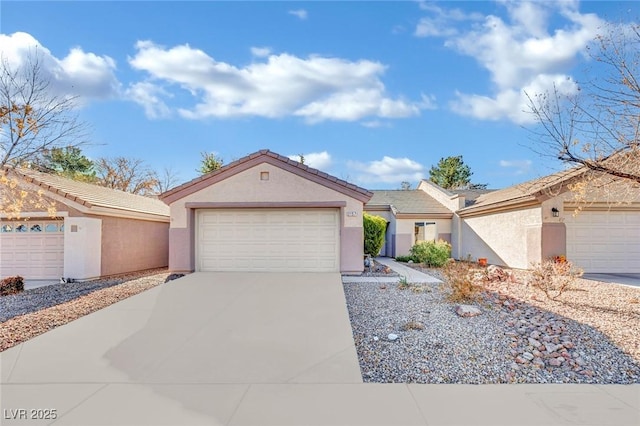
[565,210,640,273]
[197,209,340,272]
[0,220,65,279]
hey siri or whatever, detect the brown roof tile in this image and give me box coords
[366,190,452,215]
[10,168,169,218]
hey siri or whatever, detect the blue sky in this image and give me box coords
[1,1,636,190]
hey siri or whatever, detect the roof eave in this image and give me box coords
[161,150,373,204]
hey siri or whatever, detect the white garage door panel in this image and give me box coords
[0,221,64,279]
[565,211,640,273]
[198,209,340,272]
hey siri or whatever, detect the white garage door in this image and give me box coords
[0,220,65,279]
[565,211,640,273]
[197,209,340,272]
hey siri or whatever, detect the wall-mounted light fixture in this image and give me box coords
[551,207,560,217]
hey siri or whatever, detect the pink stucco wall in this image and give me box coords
[99,216,169,276]
[167,162,366,273]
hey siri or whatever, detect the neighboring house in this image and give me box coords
[367,170,640,274]
[161,150,372,274]
[0,168,170,280]
[452,168,640,273]
[365,186,454,257]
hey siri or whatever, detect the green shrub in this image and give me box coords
[395,255,414,263]
[363,213,387,257]
[0,275,24,296]
[409,239,451,267]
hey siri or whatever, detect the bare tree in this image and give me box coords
[154,165,181,194]
[0,51,87,168]
[527,22,640,186]
[95,157,159,196]
[1,51,87,218]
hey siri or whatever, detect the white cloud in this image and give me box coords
[415,2,483,37]
[0,32,120,101]
[499,159,533,175]
[126,81,172,119]
[128,41,427,123]
[287,151,332,170]
[416,2,604,123]
[348,156,425,184]
[450,73,579,124]
[288,9,308,20]
[250,46,272,58]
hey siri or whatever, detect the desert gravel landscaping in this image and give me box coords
[344,263,640,384]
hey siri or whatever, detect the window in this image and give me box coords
[30,224,42,232]
[1,224,12,233]
[15,224,27,233]
[45,223,59,232]
[414,222,437,243]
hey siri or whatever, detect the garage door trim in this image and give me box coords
[185,201,347,209]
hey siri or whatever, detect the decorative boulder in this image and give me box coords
[456,304,482,317]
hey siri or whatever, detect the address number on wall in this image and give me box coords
[346,211,358,217]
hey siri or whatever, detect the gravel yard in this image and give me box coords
[3,264,639,386]
[0,269,169,351]
[343,266,640,384]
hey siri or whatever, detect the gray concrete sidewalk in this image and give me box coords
[374,256,442,283]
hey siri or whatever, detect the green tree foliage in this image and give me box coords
[363,213,387,257]
[197,152,224,175]
[428,156,472,189]
[428,156,488,190]
[36,146,96,182]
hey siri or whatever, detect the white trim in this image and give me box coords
[0,211,69,219]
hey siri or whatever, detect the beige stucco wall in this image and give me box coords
[460,206,542,268]
[99,216,169,276]
[394,218,452,256]
[169,162,365,273]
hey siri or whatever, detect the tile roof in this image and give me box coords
[366,190,452,215]
[9,167,169,218]
[161,149,373,203]
[450,188,497,207]
[460,167,585,213]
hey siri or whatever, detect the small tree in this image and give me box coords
[429,156,486,190]
[197,152,223,175]
[400,181,412,190]
[363,213,386,257]
[33,146,96,182]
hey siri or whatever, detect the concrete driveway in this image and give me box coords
[1,272,362,424]
[583,273,640,288]
[2,272,639,425]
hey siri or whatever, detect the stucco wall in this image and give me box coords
[394,218,452,256]
[99,216,169,276]
[460,206,542,268]
[169,162,365,273]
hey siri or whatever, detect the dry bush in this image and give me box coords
[0,275,24,296]
[528,260,584,300]
[440,261,485,302]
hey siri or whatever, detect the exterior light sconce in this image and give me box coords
[551,207,560,218]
